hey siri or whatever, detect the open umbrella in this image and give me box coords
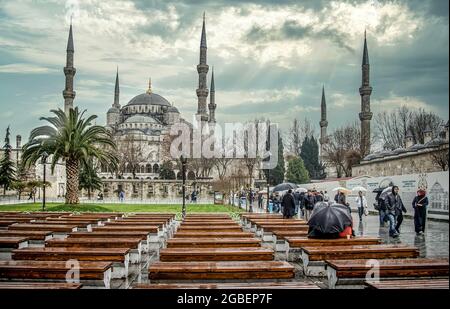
[273,182,298,192]
[295,188,308,193]
[352,186,367,192]
[332,187,351,193]
[308,202,353,238]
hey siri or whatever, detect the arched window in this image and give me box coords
[187,171,196,180]
[153,164,159,173]
[176,172,182,180]
[146,164,152,173]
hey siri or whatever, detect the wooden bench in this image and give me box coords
[30,220,93,231]
[0,237,29,260]
[177,225,243,233]
[301,245,420,277]
[365,278,449,289]
[0,230,53,242]
[0,260,112,288]
[8,224,78,235]
[325,258,449,289]
[159,247,274,262]
[0,218,34,226]
[12,247,130,279]
[149,261,295,280]
[166,238,261,248]
[0,282,82,289]
[134,282,319,289]
[46,217,102,225]
[174,232,255,238]
[270,231,310,252]
[181,221,237,226]
[285,237,382,261]
[67,231,157,252]
[45,237,143,263]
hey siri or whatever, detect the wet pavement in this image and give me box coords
[353,213,448,258]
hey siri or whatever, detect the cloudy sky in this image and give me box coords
[0,0,448,145]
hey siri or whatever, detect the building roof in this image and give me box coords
[125,92,171,107]
[124,115,161,124]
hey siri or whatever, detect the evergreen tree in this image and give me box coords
[263,132,285,185]
[0,126,16,195]
[159,161,176,180]
[286,157,309,184]
[79,160,103,199]
[300,135,325,180]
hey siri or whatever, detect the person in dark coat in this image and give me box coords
[413,189,429,235]
[298,192,306,218]
[304,190,315,221]
[281,189,296,219]
[385,186,406,238]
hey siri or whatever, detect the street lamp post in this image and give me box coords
[181,155,188,220]
[41,152,48,211]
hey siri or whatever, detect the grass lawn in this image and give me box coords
[0,202,243,214]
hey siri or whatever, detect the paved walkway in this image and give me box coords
[239,202,449,258]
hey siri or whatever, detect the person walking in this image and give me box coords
[282,189,296,219]
[355,191,367,222]
[385,186,406,238]
[413,189,428,236]
[304,190,315,221]
[293,190,301,216]
[374,191,386,227]
[323,190,329,202]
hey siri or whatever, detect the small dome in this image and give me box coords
[107,107,120,113]
[124,115,160,124]
[168,106,180,113]
[126,92,171,107]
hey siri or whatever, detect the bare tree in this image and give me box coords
[431,146,449,171]
[214,157,234,180]
[286,118,302,156]
[375,106,444,150]
[116,135,147,179]
[324,122,361,177]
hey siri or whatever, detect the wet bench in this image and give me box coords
[30,220,94,232]
[68,231,150,251]
[91,225,163,250]
[0,237,29,259]
[0,282,82,289]
[0,218,34,227]
[285,237,382,261]
[174,232,255,238]
[149,261,295,280]
[46,217,102,226]
[181,221,237,226]
[0,260,112,288]
[45,237,143,263]
[365,278,449,290]
[159,247,274,262]
[325,258,449,289]
[12,247,130,279]
[301,245,420,277]
[0,230,53,243]
[134,282,319,289]
[177,225,243,233]
[166,238,261,248]
[270,231,309,252]
[8,224,78,237]
[240,214,283,226]
[255,224,309,240]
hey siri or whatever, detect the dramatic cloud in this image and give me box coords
[0,0,448,144]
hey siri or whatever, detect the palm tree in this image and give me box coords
[22,108,118,204]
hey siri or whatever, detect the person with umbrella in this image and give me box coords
[385,186,407,238]
[282,189,296,219]
[308,202,354,239]
[413,189,429,236]
[355,191,368,222]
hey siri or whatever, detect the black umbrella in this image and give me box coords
[308,202,353,238]
[372,187,385,193]
[273,182,298,192]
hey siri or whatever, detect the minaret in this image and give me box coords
[113,67,120,109]
[359,30,373,156]
[196,12,209,122]
[63,20,76,114]
[208,67,216,124]
[319,86,328,161]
